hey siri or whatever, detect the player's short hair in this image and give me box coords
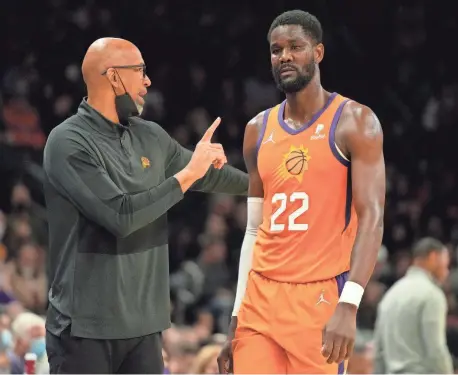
[267,10,323,44]
[412,237,446,259]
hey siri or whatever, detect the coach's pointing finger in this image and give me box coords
[200,117,221,143]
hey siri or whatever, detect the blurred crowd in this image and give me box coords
[1,0,458,373]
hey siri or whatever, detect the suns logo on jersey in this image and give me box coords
[275,145,311,183]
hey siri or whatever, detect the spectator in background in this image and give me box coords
[1,1,458,372]
[0,211,6,253]
[192,309,214,343]
[374,237,453,373]
[1,98,45,150]
[2,243,47,314]
[3,218,33,259]
[357,280,387,330]
[162,348,170,374]
[3,303,25,322]
[190,344,222,374]
[8,183,47,249]
[0,314,12,373]
[358,246,390,329]
[170,237,232,327]
[8,312,48,374]
[0,346,9,374]
[168,341,199,374]
[0,315,12,342]
[197,238,230,300]
[347,333,374,374]
[10,184,32,215]
[0,211,14,308]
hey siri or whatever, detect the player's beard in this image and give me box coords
[272,60,316,94]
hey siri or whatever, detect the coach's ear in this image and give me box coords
[106,68,121,89]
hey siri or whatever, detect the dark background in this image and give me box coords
[1,0,458,373]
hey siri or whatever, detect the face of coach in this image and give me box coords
[413,237,450,285]
[81,38,152,124]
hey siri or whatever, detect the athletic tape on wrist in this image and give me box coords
[338,281,364,308]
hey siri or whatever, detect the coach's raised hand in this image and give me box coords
[174,117,228,192]
[196,117,228,172]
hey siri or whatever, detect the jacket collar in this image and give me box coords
[406,265,435,283]
[77,98,129,138]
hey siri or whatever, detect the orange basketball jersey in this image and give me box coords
[253,92,357,283]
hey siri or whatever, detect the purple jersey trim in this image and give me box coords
[329,100,351,167]
[277,92,338,135]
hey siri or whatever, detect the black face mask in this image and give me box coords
[115,93,139,125]
[111,70,139,125]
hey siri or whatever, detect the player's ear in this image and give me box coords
[314,43,324,64]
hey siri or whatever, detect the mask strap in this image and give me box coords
[111,69,129,95]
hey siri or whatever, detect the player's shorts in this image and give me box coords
[232,270,348,374]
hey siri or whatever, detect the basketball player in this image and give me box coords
[218,10,385,374]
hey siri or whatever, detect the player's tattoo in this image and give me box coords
[285,118,302,130]
[365,113,382,138]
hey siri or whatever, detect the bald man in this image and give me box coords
[43,38,248,374]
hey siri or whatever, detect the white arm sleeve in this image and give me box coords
[232,197,264,316]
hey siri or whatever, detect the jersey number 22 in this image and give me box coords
[270,192,309,231]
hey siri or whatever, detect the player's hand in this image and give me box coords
[217,339,233,374]
[187,117,227,179]
[217,317,237,374]
[321,302,357,364]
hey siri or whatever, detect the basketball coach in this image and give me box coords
[373,237,453,374]
[43,38,249,374]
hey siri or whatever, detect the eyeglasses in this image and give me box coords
[102,64,147,78]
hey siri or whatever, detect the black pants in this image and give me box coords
[46,327,164,374]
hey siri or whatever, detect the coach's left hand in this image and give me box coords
[321,302,357,364]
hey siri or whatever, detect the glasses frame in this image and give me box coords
[101,64,147,78]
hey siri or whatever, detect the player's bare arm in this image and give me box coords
[339,102,385,289]
[218,111,265,374]
[322,101,386,365]
[243,111,265,198]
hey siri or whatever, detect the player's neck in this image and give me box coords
[284,78,326,122]
[87,94,120,124]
